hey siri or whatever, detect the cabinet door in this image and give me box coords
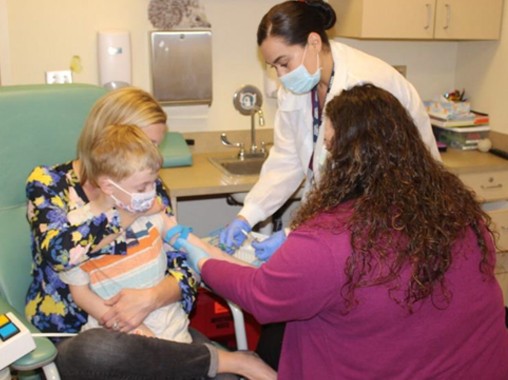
[434,0,503,40]
[329,0,435,39]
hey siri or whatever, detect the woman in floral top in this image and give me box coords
[25,87,197,334]
[26,165,194,333]
[23,88,276,379]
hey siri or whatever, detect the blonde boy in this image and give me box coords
[59,124,191,341]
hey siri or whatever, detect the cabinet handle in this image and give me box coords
[443,3,451,30]
[424,3,432,30]
[481,184,503,190]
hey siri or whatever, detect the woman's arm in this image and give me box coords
[201,229,342,325]
[157,179,199,313]
[26,165,125,271]
[162,213,254,268]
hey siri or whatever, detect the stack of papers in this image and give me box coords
[429,111,490,128]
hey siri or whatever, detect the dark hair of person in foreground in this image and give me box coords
[291,83,496,314]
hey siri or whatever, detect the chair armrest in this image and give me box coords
[224,300,248,350]
[0,295,58,371]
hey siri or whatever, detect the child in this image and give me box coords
[59,123,252,339]
[59,123,192,340]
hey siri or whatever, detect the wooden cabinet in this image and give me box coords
[456,169,508,305]
[457,169,508,252]
[328,0,504,40]
[441,149,508,305]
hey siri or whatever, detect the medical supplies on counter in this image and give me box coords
[425,90,490,150]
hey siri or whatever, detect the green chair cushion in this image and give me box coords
[0,206,32,315]
[0,84,107,208]
[159,131,193,167]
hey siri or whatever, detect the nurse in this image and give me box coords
[220,1,441,369]
[220,0,440,260]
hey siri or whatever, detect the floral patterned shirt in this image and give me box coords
[25,161,198,333]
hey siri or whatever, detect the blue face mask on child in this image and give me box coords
[109,180,156,213]
[279,44,321,94]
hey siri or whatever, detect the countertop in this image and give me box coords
[158,148,508,201]
[159,152,260,200]
[440,148,508,174]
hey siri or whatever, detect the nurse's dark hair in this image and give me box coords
[292,83,496,314]
[257,0,336,47]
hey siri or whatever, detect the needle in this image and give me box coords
[241,229,259,244]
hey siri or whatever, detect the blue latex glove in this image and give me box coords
[219,218,251,254]
[252,230,286,262]
[175,238,209,275]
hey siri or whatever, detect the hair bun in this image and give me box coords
[305,0,337,30]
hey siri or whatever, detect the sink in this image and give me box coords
[209,156,266,176]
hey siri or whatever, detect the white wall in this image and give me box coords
[1,0,461,135]
[455,2,508,133]
[334,38,458,101]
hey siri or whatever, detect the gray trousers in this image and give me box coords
[56,328,238,380]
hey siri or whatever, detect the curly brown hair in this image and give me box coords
[291,84,496,313]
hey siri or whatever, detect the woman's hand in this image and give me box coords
[100,275,182,332]
[100,287,158,332]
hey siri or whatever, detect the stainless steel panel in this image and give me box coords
[150,30,212,105]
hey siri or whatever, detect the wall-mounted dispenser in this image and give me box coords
[98,30,131,90]
[149,30,212,105]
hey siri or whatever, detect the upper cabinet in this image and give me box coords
[328,0,504,40]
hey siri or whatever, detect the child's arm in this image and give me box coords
[162,213,254,267]
[69,284,111,322]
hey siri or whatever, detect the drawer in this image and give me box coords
[488,208,508,252]
[459,170,508,201]
[458,171,508,202]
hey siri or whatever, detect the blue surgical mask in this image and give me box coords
[279,45,321,94]
[109,180,156,213]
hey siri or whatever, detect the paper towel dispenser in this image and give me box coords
[149,30,212,106]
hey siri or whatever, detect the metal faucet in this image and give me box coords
[249,106,265,155]
[220,133,245,159]
[221,106,266,160]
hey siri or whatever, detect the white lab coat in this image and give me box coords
[240,40,441,227]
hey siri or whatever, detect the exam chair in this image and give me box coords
[0,83,107,379]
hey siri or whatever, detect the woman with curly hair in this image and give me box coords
[180,84,508,379]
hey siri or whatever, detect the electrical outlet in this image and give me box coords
[392,65,407,78]
[45,70,73,84]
